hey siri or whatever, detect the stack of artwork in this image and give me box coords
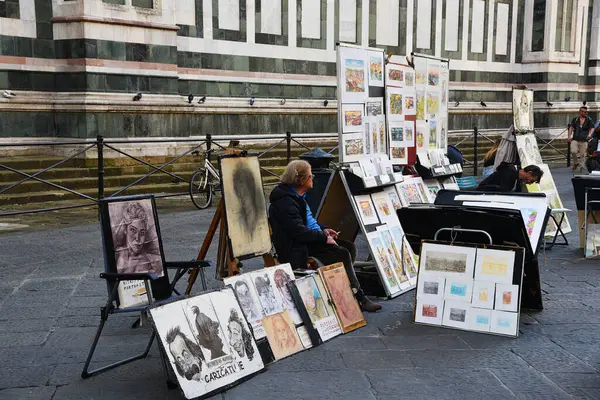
[223,264,311,356]
[339,46,388,164]
[415,242,523,337]
[413,56,450,155]
[455,193,550,252]
[149,287,265,399]
[353,185,420,297]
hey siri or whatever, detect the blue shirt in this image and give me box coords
[289,185,322,232]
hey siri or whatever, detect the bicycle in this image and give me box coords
[189,148,221,209]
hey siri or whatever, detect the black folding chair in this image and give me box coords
[81,194,211,380]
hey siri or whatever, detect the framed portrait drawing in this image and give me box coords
[100,195,167,308]
[262,310,304,360]
[149,288,264,400]
[318,263,366,333]
[289,274,343,343]
[223,274,266,339]
[219,155,272,259]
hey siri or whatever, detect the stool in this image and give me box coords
[544,208,570,250]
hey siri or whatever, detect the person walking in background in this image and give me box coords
[482,139,501,178]
[568,106,594,172]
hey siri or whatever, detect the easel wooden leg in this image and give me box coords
[186,199,224,295]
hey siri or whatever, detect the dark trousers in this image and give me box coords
[306,239,360,292]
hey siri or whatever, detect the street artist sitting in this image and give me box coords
[268,160,382,312]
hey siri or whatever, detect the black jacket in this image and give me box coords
[268,184,328,269]
[475,162,520,192]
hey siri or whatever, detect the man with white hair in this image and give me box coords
[268,160,381,313]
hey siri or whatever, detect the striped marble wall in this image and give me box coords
[0,0,596,139]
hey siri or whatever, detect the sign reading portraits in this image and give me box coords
[150,288,264,399]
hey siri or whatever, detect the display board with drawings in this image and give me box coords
[148,287,265,400]
[414,241,525,337]
[351,183,421,298]
[385,59,417,164]
[338,44,387,164]
[223,264,312,362]
[412,54,450,159]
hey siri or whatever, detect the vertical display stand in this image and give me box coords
[333,43,421,299]
[316,167,411,299]
[410,53,458,187]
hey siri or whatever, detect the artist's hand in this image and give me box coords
[324,228,339,239]
[326,235,337,246]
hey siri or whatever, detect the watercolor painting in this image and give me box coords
[344,59,365,93]
[389,93,403,115]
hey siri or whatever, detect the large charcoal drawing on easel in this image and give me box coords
[219,154,271,259]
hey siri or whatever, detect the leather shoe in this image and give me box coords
[357,294,382,313]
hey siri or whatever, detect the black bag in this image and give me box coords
[586,156,600,173]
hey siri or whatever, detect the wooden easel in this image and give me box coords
[185,149,277,296]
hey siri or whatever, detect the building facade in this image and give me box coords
[0,0,596,143]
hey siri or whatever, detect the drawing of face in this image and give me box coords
[274,269,293,302]
[166,328,204,382]
[235,281,253,313]
[126,219,147,255]
[232,163,263,239]
[228,319,245,357]
[273,315,296,348]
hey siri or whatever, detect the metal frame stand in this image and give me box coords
[337,168,401,299]
[544,211,569,250]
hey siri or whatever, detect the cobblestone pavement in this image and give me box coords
[1,167,599,400]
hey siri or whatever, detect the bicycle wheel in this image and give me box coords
[189,169,213,209]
